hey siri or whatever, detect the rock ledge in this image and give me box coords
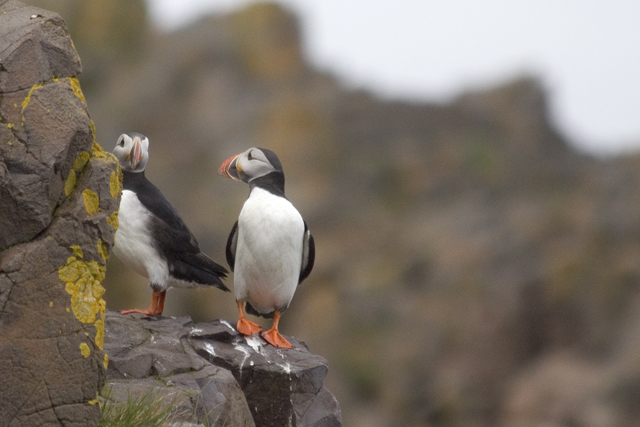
[104,310,342,427]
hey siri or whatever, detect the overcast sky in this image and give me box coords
[149,0,640,155]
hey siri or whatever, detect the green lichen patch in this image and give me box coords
[83,189,99,215]
[104,354,109,369]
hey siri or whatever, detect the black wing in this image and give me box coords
[124,172,229,290]
[299,221,315,284]
[226,221,238,272]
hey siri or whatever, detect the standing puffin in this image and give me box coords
[112,132,229,315]
[218,147,315,348]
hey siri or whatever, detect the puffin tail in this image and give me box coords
[171,252,230,292]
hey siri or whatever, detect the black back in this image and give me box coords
[123,171,229,290]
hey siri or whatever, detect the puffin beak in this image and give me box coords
[129,139,143,169]
[218,154,241,180]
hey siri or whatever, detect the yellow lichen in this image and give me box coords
[90,120,96,141]
[73,151,90,171]
[79,342,90,358]
[69,77,86,104]
[88,398,99,405]
[65,151,92,197]
[7,123,13,129]
[83,189,99,215]
[109,170,122,199]
[49,302,53,307]
[92,141,104,154]
[107,211,119,230]
[64,170,76,197]
[59,255,106,324]
[103,354,109,369]
[94,318,104,350]
[21,83,43,112]
[70,245,83,258]
[91,142,118,164]
[97,239,109,262]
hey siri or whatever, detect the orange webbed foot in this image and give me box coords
[120,308,156,315]
[261,327,293,349]
[237,317,262,336]
[121,290,165,316]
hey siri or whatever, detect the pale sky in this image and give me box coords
[149,0,640,155]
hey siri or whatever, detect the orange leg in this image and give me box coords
[236,301,262,336]
[261,311,292,349]
[121,290,166,315]
[156,290,166,314]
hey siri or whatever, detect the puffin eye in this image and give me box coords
[247,151,253,161]
[118,138,125,147]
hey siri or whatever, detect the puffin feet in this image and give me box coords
[236,300,262,335]
[260,310,292,348]
[261,327,293,349]
[120,308,157,315]
[121,290,166,316]
[237,317,263,336]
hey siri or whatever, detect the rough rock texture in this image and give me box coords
[104,311,342,427]
[0,1,120,426]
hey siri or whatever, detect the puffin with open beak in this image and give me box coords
[112,132,229,315]
[218,147,315,348]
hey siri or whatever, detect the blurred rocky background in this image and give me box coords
[23,1,640,426]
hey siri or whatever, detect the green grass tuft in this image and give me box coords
[99,387,187,427]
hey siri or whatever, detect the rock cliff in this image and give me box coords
[104,311,342,427]
[0,1,120,425]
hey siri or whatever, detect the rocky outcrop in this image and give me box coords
[0,1,120,426]
[104,311,342,427]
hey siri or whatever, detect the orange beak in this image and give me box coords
[130,138,143,169]
[218,154,241,180]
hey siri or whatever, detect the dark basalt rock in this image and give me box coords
[104,311,342,427]
[0,1,121,426]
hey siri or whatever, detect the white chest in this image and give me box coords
[234,188,305,312]
[113,190,169,287]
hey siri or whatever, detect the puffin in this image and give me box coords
[112,132,229,315]
[218,147,315,348]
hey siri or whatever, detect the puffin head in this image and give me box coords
[113,133,149,173]
[218,147,283,184]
